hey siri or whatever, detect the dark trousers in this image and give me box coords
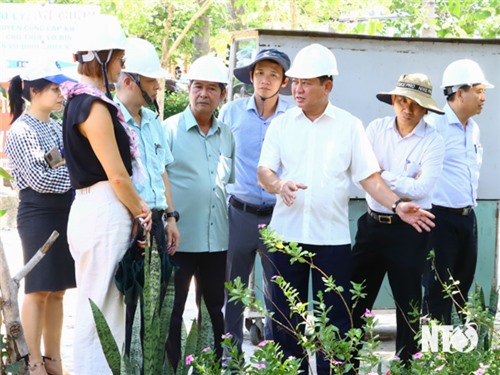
[224,204,275,351]
[352,212,428,363]
[166,251,227,370]
[270,243,352,375]
[423,207,477,324]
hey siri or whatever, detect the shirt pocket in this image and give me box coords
[404,160,421,178]
[217,154,233,185]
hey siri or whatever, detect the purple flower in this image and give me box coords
[256,363,265,369]
[391,355,400,361]
[362,309,375,318]
[185,354,194,365]
[413,352,423,359]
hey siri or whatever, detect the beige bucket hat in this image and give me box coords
[376,73,444,114]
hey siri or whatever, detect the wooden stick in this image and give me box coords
[0,230,59,365]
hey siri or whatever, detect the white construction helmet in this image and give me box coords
[122,38,168,78]
[73,14,127,56]
[186,55,228,84]
[441,59,494,94]
[286,43,339,79]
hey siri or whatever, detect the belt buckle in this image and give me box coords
[462,207,472,216]
[378,214,392,224]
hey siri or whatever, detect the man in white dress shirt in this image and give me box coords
[351,73,445,367]
[257,44,436,375]
[423,59,494,324]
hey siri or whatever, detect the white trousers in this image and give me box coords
[68,181,132,375]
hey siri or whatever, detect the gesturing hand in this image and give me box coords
[278,180,308,206]
[396,201,435,233]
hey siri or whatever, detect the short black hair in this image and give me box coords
[318,75,333,84]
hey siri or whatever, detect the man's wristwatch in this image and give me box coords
[165,210,180,222]
[391,199,403,213]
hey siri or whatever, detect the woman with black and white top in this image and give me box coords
[6,60,76,375]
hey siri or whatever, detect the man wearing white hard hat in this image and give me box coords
[423,59,494,325]
[351,73,445,368]
[258,43,436,374]
[163,55,235,371]
[114,37,179,354]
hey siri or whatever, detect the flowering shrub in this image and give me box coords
[190,226,500,374]
[186,334,301,374]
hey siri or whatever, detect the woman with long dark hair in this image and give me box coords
[6,60,76,375]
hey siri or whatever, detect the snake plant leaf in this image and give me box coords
[89,298,121,375]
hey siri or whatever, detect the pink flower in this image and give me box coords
[258,340,269,346]
[202,347,211,352]
[435,364,445,372]
[413,352,423,359]
[391,355,400,361]
[185,354,194,365]
[222,333,233,339]
[362,309,375,318]
[258,224,267,229]
[256,363,265,369]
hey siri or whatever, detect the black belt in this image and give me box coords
[151,209,165,221]
[229,196,274,216]
[367,207,402,225]
[432,205,473,216]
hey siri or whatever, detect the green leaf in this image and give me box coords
[0,168,14,181]
[89,299,121,375]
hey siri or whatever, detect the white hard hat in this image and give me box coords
[186,55,228,84]
[122,38,168,79]
[441,59,494,93]
[73,14,127,54]
[286,43,339,79]
[21,59,76,85]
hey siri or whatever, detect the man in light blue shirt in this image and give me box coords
[219,48,293,352]
[163,55,235,371]
[423,59,494,324]
[115,38,180,353]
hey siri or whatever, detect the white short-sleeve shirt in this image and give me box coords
[366,116,445,213]
[258,103,379,245]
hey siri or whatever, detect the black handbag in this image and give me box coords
[115,231,145,305]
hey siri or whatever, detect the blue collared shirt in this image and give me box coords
[115,97,173,210]
[163,106,235,253]
[219,94,294,206]
[426,103,482,208]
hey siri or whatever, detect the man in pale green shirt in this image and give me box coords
[163,55,235,371]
